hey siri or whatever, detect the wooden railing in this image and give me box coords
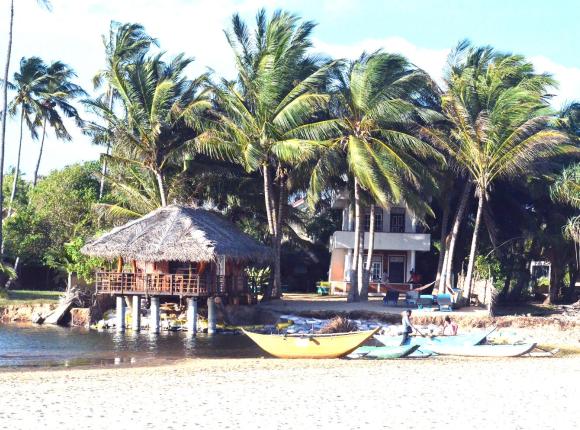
[95,272,246,296]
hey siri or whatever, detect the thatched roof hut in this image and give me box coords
[81,205,271,263]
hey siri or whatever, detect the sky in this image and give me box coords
[1,0,579,178]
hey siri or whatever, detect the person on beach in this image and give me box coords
[401,309,419,344]
[443,316,458,336]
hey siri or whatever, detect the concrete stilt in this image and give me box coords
[116,296,125,332]
[131,295,141,331]
[186,297,198,334]
[207,297,216,335]
[150,297,160,333]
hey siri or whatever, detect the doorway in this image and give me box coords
[388,255,406,283]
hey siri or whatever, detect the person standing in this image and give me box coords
[401,309,420,344]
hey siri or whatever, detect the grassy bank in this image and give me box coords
[0,290,61,306]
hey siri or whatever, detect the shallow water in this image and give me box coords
[0,324,262,368]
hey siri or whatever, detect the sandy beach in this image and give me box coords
[0,356,578,430]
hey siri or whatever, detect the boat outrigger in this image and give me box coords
[242,328,380,359]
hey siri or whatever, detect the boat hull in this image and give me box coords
[351,344,420,359]
[242,328,379,359]
[428,343,537,357]
[374,329,493,351]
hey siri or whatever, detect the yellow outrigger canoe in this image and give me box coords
[242,327,380,359]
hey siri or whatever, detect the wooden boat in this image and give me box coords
[428,343,537,357]
[241,328,380,359]
[349,344,420,359]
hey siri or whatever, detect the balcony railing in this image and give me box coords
[95,272,246,296]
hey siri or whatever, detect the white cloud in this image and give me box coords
[314,36,450,86]
[530,56,580,110]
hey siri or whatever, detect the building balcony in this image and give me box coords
[330,231,431,251]
[95,272,247,297]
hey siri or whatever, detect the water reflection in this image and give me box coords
[0,323,262,368]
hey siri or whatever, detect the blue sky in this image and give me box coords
[1,0,579,177]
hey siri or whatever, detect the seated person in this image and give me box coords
[442,316,458,336]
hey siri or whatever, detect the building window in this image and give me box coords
[364,209,383,232]
[363,255,383,282]
[390,207,405,232]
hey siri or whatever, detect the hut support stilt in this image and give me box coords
[186,297,198,334]
[116,296,125,332]
[150,297,160,333]
[207,297,216,335]
[131,295,141,331]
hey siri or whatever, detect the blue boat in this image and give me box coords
[374,328,495,355]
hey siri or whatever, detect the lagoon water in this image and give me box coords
[0,324,262,368]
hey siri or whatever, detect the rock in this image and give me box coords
[70,308,91,327]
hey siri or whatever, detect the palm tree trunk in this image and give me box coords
[350,178,364,302]
[262,164,275,235]
[7,108,24,218]
[271,175,287,299]
[0,0,15,260]
[565,262,578,303]
[434,195,451,293]
[348,181,362,302]
[98,91,115,199]
[465,190,485,301]
[32,117,48,187]
[443,181,472,290]
[155,171,167,207]
[360,204,375,301]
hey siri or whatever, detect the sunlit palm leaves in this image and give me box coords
[84,53,212,207]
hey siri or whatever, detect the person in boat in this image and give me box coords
[442,316,458,336]
[401,309,419,344]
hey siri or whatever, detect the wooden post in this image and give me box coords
[186,297,198,334]
[150,297,160,333]
[207,297,216,335]
[116,296,125,332]
[117,256,124,272]
[131,295,141,331]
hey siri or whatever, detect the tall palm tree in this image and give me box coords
[33,61,86,186]
[429,48,568,298]
[306,52,439,301]
[85,54,212,207]
[205,10,339,299]
[92,22,157,199]
[5,57,47,218]
[0,0,51,260]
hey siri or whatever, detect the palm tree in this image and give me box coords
[92,22,157,199]
[85,53,212,207]
[429,48,568,299]
[205,9,339,299]
[551,163,580,245]
[0,0,51,260]
[306,52,439,301]
[5,57,47,219]
[33,61,86,186]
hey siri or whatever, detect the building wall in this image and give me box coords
[329,248,347,282]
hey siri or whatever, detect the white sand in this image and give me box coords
[0,356,578,430]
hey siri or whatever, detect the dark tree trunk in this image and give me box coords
[564,262,578,303]
[434,194,451,293]
[360,204,375,301]
[443,181,472,290]
[465,191,485,301]
[33,117,48,187]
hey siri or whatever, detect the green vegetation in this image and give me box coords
[0,289,61,306]
[0,9,578,304]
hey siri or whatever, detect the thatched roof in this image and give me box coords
[81,205,272,263]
